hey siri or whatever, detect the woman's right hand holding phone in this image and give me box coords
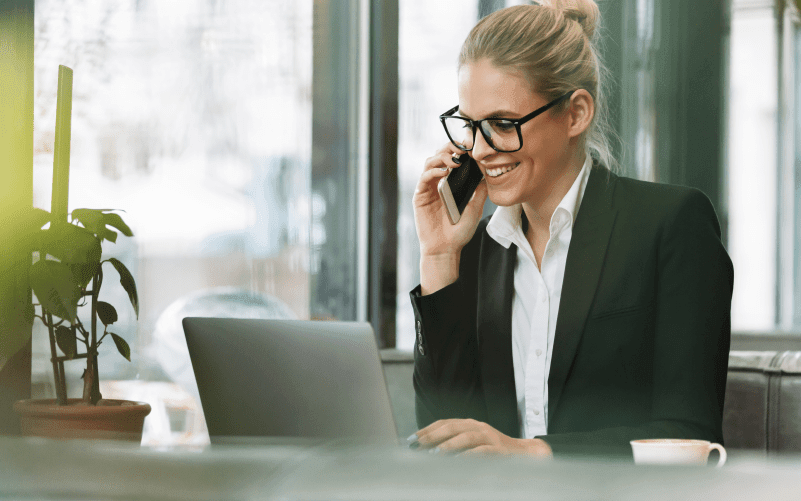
[413,144,487,295]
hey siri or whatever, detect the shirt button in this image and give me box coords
[536,349,542,356]
[534,410,540,416]
[541,295,547,303]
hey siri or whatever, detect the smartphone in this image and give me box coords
[437,155,484,225]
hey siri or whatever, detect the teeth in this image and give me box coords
[486,163,519,178]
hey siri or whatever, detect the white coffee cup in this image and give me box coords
[630,439,727,467]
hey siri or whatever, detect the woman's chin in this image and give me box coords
[487,187,522,208]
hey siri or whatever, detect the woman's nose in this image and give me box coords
[471,127,495,161]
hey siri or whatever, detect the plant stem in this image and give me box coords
[45,311,67,405]
[57,360,67,401]
[83,274,102,405]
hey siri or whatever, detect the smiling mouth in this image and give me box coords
[485,163,520,178]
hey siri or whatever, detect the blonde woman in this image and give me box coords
[409,1,733,459]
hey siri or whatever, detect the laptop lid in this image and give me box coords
[182,318,398,445]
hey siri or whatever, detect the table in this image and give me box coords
[1,437,800,500]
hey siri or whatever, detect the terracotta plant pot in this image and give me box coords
[13,399,151,442]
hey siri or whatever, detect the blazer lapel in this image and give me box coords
[476,233,519,438]
[547,167,618,426]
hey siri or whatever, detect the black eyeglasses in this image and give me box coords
[439,90,575,153]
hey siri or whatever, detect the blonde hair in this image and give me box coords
[459,0,618,173]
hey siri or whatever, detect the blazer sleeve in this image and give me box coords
[539,189,734,457]
[410,221,489,429]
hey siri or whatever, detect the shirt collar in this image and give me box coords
[486,153,592,249]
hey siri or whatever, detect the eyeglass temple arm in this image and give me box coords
[516,90,575,124]
[440,104,460,118]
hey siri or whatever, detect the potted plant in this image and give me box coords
[13,207,151,441]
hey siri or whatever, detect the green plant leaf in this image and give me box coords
[26,208,51,229]
[102,229,118,243]
[101,212,133,237]
[24,301,35,327]
[39,223,102,265]
[29,260,80,321]
[71,208,114,242]
[55,325,77,359]
[19,208,52,253]
[71,209,128,242]
[71,209,104,231]
[110,333,131,362]
[69,262,99,289]
[96,301,118,325]
[13,208,52,254]
[107,258,138,318]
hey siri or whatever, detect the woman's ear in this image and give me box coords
[567,89,594,139]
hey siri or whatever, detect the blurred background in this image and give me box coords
[23,0,801,445]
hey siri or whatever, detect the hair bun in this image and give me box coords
[537,0,599,40]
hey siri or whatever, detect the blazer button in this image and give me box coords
[418,342,425,356]
[416,320,422,334]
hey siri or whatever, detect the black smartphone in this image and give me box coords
[437,155,484,224]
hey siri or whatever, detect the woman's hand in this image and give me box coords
[412,418,553,458]
[413,144,488,294]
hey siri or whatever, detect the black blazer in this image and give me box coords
[410,165,734,458]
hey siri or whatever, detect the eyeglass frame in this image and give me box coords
[438,90,576,153]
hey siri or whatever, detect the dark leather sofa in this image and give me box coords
[723,350,801,453]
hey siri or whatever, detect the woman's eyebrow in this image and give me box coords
[459,109,520,119]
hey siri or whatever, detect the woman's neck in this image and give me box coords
[521,149,586,238]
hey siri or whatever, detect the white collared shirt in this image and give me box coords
[485,154,591,439]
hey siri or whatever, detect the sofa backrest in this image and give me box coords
[724,351,801,452]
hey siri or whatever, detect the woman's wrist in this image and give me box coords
[420,253,461,296]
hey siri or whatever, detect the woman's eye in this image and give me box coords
[489,120,516,132]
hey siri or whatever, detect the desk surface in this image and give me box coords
[2,437,800,500]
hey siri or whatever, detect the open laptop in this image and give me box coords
[182,318,399,445]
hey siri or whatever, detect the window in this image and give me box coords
[395,1,484,350]
[33,0,313,445]
[727,0,801,331]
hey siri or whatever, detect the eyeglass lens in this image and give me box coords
[442,117,520,152]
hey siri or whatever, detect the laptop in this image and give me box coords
[182,318,399,445]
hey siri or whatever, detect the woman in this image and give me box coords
[408,0,733,459]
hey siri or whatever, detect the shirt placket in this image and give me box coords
[524,214,565,437]
[524,259,550,438]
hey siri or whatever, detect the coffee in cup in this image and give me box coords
[630,439,727,467]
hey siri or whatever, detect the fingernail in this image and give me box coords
[406,433,418,443]
[440,166,449,171]
[432,447,441,453]
[451,154,464,164]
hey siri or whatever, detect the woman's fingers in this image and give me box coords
[434,430,486,452]
[417,163,451,185]
[415,418,462,440]
[416,419,482,447]
[423,146,468,172]
[412,167,450,207]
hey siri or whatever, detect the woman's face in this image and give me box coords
[457,59,577,208]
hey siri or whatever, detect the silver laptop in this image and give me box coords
[182,318,399,445]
